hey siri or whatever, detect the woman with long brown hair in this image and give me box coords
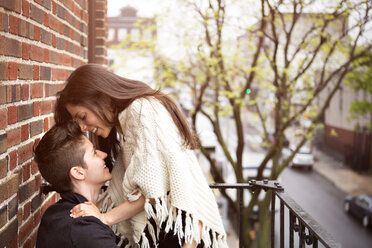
[55,64,227,248]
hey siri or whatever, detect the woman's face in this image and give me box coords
[66,104,113,138]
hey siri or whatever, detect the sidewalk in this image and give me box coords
[313,149,372,196]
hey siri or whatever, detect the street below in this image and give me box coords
[280,167,372,248]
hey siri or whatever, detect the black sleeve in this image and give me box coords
[70,216,119,248]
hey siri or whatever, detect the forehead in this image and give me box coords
[66,104,89,115]
[81,136,93,152]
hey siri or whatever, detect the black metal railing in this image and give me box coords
[41,181,341,247]
[210,180,341,248]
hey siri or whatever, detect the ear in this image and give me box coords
[69,166,86,181]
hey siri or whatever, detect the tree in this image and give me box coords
[113,0,372,246]
[345,50,372,130]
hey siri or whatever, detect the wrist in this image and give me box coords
[102,213,111,226]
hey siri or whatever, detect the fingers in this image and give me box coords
[70,202,97,218]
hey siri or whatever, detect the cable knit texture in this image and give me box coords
[106,97,227,247]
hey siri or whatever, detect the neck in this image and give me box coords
[73,183,102,204]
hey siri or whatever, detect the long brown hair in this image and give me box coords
[55,64,198,169]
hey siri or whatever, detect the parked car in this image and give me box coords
[284,145,314,170]
[344,194,372,228]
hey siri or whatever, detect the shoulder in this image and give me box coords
[70,217,118,247]
[118,97,165,123]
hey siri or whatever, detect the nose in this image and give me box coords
[75,120,88,132]
[97,150,107,159]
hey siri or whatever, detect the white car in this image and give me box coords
[285,145,314,170]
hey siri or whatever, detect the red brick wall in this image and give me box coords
[0,1,107,247]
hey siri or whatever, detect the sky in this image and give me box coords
[107,0,165,17]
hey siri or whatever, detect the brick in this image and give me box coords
[34,174,41,192]
[33,65,39,80]
[21,84,29,101]
[19,179,35,203]
[7,128,21,148]
[46,83,62,97]
[6,85,12,103]
[40,100,52,114]
[13,85,21,102]
[40,66,51,80]
[0,85,6,104]
[23,202,31,221]
[18,142,33,164]
[0,134,7,154]
[33,101,40,117]
[51,33,56,47]
[30,83,43,99]
[22,0,30,17]
[8,195,18,220]
[0,0,21,13]
[43,11,49,27]
[30,45,43,62]
[18,64,33,80]
[28,23,34,40]
[22,42,30,60]
[0,36,22,58]
[49,15,57,32]
[30,4,44,24]
[8,106,17,125]
[40,29,52,45]
[18,217,33,245]
[56,37,65,50]
[0,173,19,204]
[17,104,33,122]
[0,158,7,179]
[9,15,18,35]
[22,162,31,182]
[0,108,7,130]
[0,12,5,31]
[31,160,38,175]
[18,19,27,38]
[0,219,18,248]
[30,120,43,137]
[49,50,58,64]
[7,62,18,80]
[52,1,56,14]
[34,25,40,41]
[31,194,42,212]
[8,150,17,171]
[56,4,65,19]
[0,205,6,227]
[43,117,48,131]
[0,62,6,80]
[63,24,70,37]
[41,0,52,10]
[21,124,29,142]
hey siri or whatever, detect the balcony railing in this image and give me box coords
[41,180,341,247]
[210,180,341,248]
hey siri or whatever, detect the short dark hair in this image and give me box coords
[34,121,86,192]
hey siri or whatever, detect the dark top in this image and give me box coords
[36,191,119,248]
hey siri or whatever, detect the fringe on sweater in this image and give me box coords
[138,195,228,248]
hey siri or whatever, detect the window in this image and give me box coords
[131,28,140,42]
[118,29,128,41]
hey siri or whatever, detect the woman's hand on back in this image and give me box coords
[70,201,109,225]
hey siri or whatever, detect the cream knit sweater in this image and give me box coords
[106,97,227,248]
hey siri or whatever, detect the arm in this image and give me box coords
[71,195,145,226]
